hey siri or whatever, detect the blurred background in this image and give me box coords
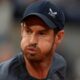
[0,0,80,80]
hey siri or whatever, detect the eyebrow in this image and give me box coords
[25,27,49,33]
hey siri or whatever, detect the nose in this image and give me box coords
[29,33,38,46]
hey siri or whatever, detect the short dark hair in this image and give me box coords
[54,28,63,34]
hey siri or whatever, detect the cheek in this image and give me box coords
[20,37,29,50]
[38,38,54,53]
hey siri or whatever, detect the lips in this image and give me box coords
[27,47,37,54]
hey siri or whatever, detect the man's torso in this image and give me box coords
[0,53,66,80]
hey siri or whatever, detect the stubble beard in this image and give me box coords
[21,38,55,63]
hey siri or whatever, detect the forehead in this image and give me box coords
[21,16,50,30]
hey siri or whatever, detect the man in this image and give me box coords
[0,0,66,80]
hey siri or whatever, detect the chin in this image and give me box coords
[25,54,43,62]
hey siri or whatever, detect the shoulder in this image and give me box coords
[0,56,17,73]
[52,53,67,80]
[0,53,21,80]
[53,53,66,70]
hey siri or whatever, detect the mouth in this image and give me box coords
[27,47,37,54]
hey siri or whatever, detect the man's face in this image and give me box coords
[20,16,63,61]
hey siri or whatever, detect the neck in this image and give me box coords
[24,56,52,79]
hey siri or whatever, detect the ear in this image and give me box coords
[55,29,64,45]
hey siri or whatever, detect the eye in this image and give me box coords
[25,29,32,34]
[38,32,46,36]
